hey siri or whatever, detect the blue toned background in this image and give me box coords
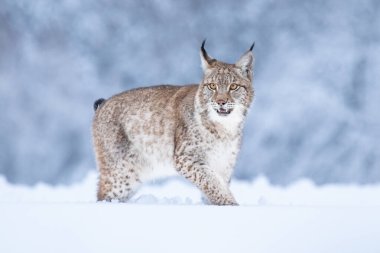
[1,0,379,185]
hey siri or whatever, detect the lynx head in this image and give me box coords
[197,40,254,124]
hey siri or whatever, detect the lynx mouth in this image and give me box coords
[216,108,232,116]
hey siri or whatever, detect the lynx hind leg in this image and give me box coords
[94,127,142,202]
[175,155,238,205]
[97,160,141,202]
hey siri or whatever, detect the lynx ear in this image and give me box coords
[200,39,215,72]
[235,42,255,79]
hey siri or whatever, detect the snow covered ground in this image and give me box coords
[1,172,380,253]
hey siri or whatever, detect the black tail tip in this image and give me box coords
[93,98,105,111]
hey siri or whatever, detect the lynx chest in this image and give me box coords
[206,137,240,181]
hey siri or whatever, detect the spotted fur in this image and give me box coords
[92,41,255,205]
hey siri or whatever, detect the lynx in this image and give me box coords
[92,41,255,205]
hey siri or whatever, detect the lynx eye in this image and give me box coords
[207,83,217,91]
[229,83,239,91]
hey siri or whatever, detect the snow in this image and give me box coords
[1,172,380,253]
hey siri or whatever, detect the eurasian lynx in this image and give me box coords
[92,41,254,205]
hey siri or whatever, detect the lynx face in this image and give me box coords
[198,42,254,121]
[201,68,252,117]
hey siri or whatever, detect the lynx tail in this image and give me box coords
[93,98,105,111]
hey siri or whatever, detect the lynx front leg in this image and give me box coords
[175,155,238,205]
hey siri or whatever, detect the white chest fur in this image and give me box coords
[206,137,240,183]
[201,105,244,183]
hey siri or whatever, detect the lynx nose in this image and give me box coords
[216,99,227,106]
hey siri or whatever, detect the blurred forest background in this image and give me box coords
[0,0,379,186]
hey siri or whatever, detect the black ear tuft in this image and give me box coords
[201,39,207,54]
[200,39,215,71]
[249,42,255,51]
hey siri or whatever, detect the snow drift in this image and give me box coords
[1,172,380,253]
